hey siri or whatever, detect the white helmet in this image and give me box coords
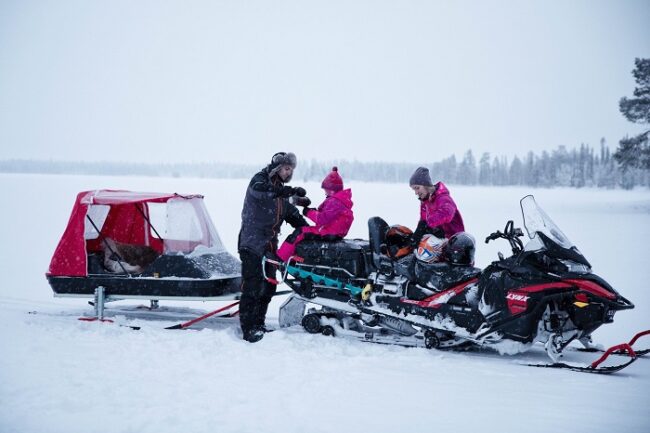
[415,234,447,263]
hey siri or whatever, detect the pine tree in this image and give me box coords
[479,152,491,185]
[614,58,650,170]
[458,150,477,185]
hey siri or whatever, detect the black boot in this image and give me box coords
[243,328,264,343]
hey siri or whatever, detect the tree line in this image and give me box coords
[302,140,648,188]
[1,140,647,189]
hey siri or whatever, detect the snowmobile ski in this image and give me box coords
[526,343,638,374]
[573,330,650,357]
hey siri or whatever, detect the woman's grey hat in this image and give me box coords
[409,166,433,186]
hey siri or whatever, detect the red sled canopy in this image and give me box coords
[47,189,221,277]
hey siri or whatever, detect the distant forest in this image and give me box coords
[1,141,648,189]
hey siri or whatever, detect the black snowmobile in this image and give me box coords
[270,195,648,373]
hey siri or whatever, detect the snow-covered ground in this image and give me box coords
[1,173,649,433]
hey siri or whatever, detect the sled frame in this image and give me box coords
[54,287,241,320]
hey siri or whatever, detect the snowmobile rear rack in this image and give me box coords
[262,256,365,297]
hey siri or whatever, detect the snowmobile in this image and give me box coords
[271,195,647,373]
[46,190,242,319]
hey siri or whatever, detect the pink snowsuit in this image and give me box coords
[277,189,354,261]
[420,182,464,238]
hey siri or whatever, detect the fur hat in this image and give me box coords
[409,166,433,187]
[269,152,297,180]
[321,166,343,192]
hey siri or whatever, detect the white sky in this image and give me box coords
[0,0,649,166]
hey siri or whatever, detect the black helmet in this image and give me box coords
[443,232,475,266]
[385,225,414,259]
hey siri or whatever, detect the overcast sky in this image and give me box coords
[0,0,649,166]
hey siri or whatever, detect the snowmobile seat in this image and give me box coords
[295,238,372,278]
[302,233,343,242]
[415,261,481,293]
[368,216,389,269]
[405,282,437,301]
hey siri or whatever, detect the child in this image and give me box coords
[277,167,354,262]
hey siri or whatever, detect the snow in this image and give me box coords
[1,173,649,433]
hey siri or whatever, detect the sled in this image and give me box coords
[46,190,242,318]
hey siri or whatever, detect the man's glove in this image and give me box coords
[302,207,316,216]
[291,196,312,207]
[293,187,307,197]
[278,186,295,198]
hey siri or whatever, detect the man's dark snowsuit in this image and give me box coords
[238,165,307,340]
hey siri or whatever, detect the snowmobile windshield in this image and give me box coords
[519,195,591,270]
[520,195,574,250]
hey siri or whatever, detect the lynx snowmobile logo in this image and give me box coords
[506,293,529,302]
[506,291,529,315]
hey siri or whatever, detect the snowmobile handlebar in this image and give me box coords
[485,220,525,254]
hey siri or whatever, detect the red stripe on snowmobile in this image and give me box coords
[514,281,573,293]
[563,279,616,300]
[505,280,616,315]
[401,278,479,309]
[513,280,616,300]
[505,282,572,315]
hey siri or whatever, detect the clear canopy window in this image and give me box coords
[148,198,225,253]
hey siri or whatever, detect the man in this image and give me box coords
[238,152,308,342]
[409,166,465,246]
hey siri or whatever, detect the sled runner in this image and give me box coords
[46,190,242,318]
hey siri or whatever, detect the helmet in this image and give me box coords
[443,232,476,266]
[385,225,414,259]
[415,234,447,263]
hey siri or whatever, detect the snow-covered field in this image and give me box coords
[1,173,649,433]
